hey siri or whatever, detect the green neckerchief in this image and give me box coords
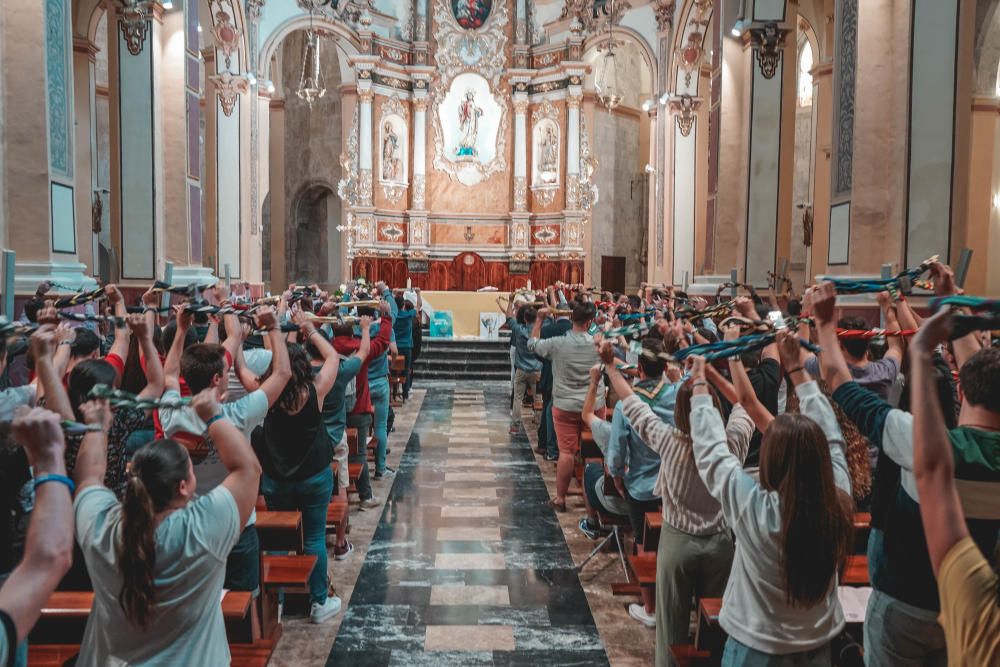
[633,377,667,407]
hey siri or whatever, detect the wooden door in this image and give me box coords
[601,256,626,294]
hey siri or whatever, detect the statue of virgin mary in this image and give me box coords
[456,90,483,158]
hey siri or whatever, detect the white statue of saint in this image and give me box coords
[382,121,400,181]
[457,90,483,158]
[539,125,559,179]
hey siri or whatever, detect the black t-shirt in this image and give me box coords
[0,449,31,574]
[744,358,781,468]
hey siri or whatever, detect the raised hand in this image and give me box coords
[359,314,373,330]
[255,306,278,331]
[30,325,58,360]
[125,313,149,338]
[811,281,837,326]
[930,261,956,297]
[912,307,953,353]
[776,329,803,370]
[79,399,112,430]
[11,406,65,470]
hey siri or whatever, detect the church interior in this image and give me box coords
[2,0,1000,666]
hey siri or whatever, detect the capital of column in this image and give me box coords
[358,87,375,104]
[566,95,582,110]
[513,98,529,115]
[653,0,675,34]
[209,72,250,117]
[747,22,791,80]
[667,95,702,137]
[246,0,266,22]
[413,96,428,112]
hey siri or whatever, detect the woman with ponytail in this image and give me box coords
[71,389,261,666]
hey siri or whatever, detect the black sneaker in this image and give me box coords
[544,452,559,462]
[579,517,601,540]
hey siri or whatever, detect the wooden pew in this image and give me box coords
[260,554,317,640]
[643,512,663,554]
[694,597,724,658]
[255,510,304,553]
[31,590,257,646]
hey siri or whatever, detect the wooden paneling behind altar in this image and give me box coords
[352,254,583,291]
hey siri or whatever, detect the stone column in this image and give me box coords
[904,0,974,267]
[268,97,287,291]
[807,60,833,278]
[354,62,376,250]
[510,95,530,255]
[1,0,94,292]
[408,86,429,252]
[737,0,796,287]
[171,0,214,285]
[73,36,99,274]
[108,1,166,284]
[652,0,675,282]
[565,93,581,210]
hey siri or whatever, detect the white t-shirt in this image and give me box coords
[0,385,36,421]
[74,485,240,666]
[158,388,268,525]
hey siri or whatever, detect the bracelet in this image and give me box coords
[34,473,75,496]
[786,366,804,374]
[691,380,708,388]
[205,413,225,429]
[308,329,322,338]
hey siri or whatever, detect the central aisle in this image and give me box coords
[327,385,609,666]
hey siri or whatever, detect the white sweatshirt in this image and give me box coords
[690,380,852,655]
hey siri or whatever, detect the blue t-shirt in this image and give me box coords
[322,356,364,445]
[507,317,542,373]
[393,309,416,349]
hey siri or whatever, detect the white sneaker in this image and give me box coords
[359,496,381,510]
[310,595,343,624]
[628,603,656,628]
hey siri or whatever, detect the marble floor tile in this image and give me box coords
[433,553,507,570]
[436,526,502,542]
[447,447,501,455]
[444,472,498,482]
[424,625,515,651]
[444,458,497,467]
[440,505,500,518]
[442,487,498,500]
[429,585,511,606]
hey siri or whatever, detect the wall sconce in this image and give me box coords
[658,92,669,106]
[992,192,1000,210]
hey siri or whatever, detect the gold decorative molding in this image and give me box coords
[668,95,701,137]
[749,22,789,80]
[209,72,248,116]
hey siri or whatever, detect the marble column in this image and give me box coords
[358,88,374,206]
[172,0,214,285]
[565,94,581,210]
[1,0,94,292]
[109,1,165,283]
[737,0,796,287]
[963,97,1000,295]
[652,0,675,280]
[268,97,287,291]
[807,61,833,278]
[513,96,528,212]
[408,90,429,251]
[72,37,99,274]
[510,95,529,254]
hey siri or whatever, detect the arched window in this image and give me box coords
[797,37,814,107]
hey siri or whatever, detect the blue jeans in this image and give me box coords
[369,375,390,473]
[722,637,830,666]
[863,588,946,666]
[261,467,334,605]
[224,525,260,595]
[399,347,414,397]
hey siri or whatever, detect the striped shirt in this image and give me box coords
[620,394,753,536]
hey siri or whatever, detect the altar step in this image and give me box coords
[412,334,513,383]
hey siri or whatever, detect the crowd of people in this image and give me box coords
[500,265,999,666]
[0,278,424,666]
[0,262,997,666]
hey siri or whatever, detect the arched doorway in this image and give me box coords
[790,18,819,290]
[451,252,486,291]
[289,184,340,283]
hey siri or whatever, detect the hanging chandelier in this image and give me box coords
[296,10,326,108]
[595,0,622,111]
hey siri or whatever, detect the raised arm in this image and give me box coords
[163,307,194,394]
[0,408,74,644]
[128,315,164,401]
[73,399,113,491]
[193,390,262,527]
[931,262,981,371]
[356,314,373,361]
[254,307,292,408]
[724,324,774,432]
[105,284,131,362]
[910,308,968,574]
[777,330,851,494]
[31,327,74,421]
[811,282,853,391]
[688,355,761,526]
[877,291,905,367]
[581,364,603,426]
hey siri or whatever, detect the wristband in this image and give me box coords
[34,473,75,495]
[691,380,707,388]
[205,413,225,429]
[786,366,804,374]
